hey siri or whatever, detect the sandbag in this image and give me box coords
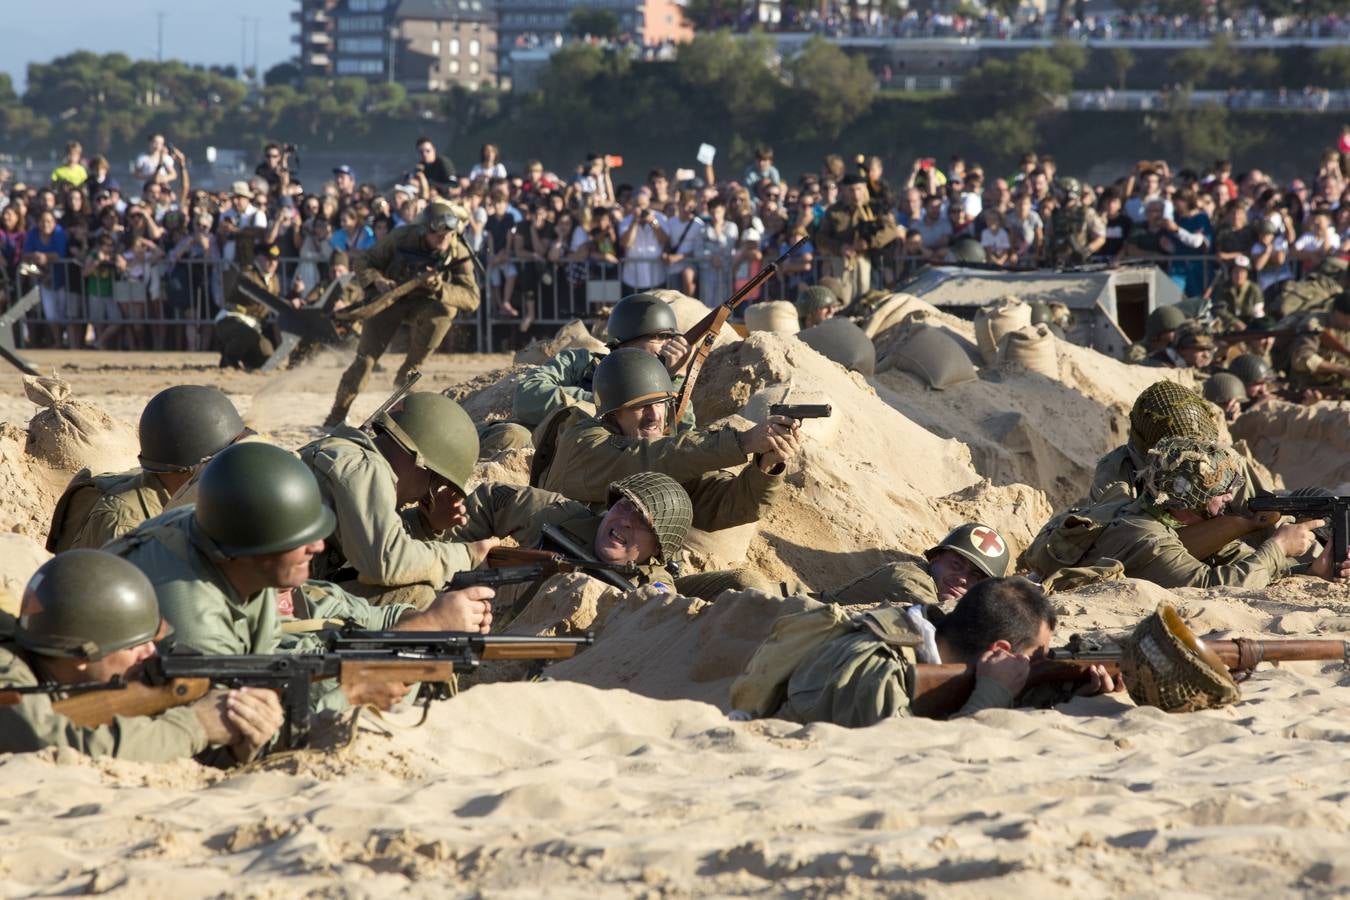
[889,325,978,390]
[998,323,1059,379]
[798,317,875,375]
[862,292,927,339]
[744,301,800,335]
[23,376,138,473]
[973,295,1031,366]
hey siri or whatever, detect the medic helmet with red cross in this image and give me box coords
[924,522,1010,579]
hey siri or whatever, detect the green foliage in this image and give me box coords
[783,37,876,140]
[1145,91,1258,167]
[568,8,621,38]
[1312,47,1350,86]
[957,47,1077,168]
[1047,40,1088,75]
[971,112,1039,162]
[675,31,781,131]
[264,61,301,88]
[1108,47,1135,90]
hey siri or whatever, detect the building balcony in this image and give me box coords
[310,31,332,44]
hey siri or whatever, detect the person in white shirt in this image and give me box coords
[1292,209,1341,270]
[468,143,508,183]
[978,208,1012,265]
[133,134,177,185]
[619,186,669,292]
[699,197,738,307]
[218,181,268,264]
[1250,217,1293,291]
[661,189,706,296]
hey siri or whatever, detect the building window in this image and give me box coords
[469,39,480,56]
[337,36,385,53]
[449,38,460,54]
[449,60,461,74]
[337,14,384,31]
[469,60,480,75]
[432,38,441,54]
[347,0,387,11]
[336,58,385,74]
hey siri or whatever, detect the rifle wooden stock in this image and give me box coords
[1177,511,1282,561]
[478,640,588,661]
[485,547,563,567]
[339,661,456,684]
[335,271,437,323]
[910,638,1349,719]
[673,235,809,425]
[52,678,211,728]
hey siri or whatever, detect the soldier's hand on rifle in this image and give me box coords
[342,680,412,711]
[736,415,796,456]
[417,584,495,634]
[1309,534,1350,582]
[1273,519,1322,558]
[192,688,241,746]
[759,419,801,472]
[1076,664,1123,697]
[373,276,397,294]
[224,687,285,761]
[975,648,1031,696]
[657,334,690,373]
[425,272,445,291]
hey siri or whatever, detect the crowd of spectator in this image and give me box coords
[2,125,1349,353]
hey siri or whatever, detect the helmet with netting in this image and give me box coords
[1127,380,1219,456]
[606,472,692,562]
[1142,436,1244,511]
[1228,354,1272,387]
[1119,602,1240,712]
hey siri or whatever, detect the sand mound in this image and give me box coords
[22,376,138,474]
[693,333,1050,589]
[513,319,606,366]
[1229,401,1350,491]
[0,421,66,540]
[445,366,526,423]
[0,533,49,613]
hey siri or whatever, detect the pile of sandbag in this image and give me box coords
[22,375,138,474]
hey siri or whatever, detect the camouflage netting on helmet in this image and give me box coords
[608,471,692,562]
[1127,380,1219,456]
[1120,602,1240,712]
[1143,437,1243,511]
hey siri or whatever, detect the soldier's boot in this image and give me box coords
[477,422,533,459]
[674,568,775,602]
[325,355,375,428]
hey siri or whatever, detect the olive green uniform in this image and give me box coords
[107,508,412,711]
[216,265,279,370]
[0,636,208,760]
[824,560,939,607]
[536,415,783,532]
[1212,279,1265,323]
[297,425,477,589]
[330,225,479,421]
[1288,317,1350,391]
[814,201,899,304]
[1088,444,1271,506]
[776,605,1015,727]
[1086,496,1290,589]
[48,468,170,553]
[513,348,695,429]
[1275,271,1344,318]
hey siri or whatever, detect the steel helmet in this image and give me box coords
[1228,354,1272,387]
[376,392,479,494]
[605,293,679,347]
[592,348,676,418]
[16,550,162,660]
[194,442,336,557]
[1203,372,1246,405]
[606,472,692,562]
[925,523,1011,579]
[138,385,245,473]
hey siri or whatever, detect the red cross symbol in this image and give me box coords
[970,527,1004,556]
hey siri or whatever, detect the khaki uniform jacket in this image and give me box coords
[512,348,696,430]
[826,560,939,607]
[223,265,280,321]
[298,426,476,588]
[48,467,169,553]
[355,224,479,314]
[1087,496,1289,589]
[538,415,784,532]
[776,605,1015,727]
[73,469,171,550]
[1289,317,1350,390]
[814,201,899,257]
[107,508,412,712]
[0,638,207,760]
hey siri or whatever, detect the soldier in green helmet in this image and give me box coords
[299,391,500,607]
[795,285,840,329]
[1127,304,1189,363]
[1287,291,1350,394]
[512,292,694,429]
[1229,353,1275,404]
[47,385,248,553]
[325,200,480,428]
[533,348,801,597]
[1085,436,1346,589]
[108,442,495,714]
[1204,371,1248,422]
[1047,176,1105,267]
[826,522,1011,608]
[444,472,694,616]
[1145,324,1215,370]
[0,550,283,761]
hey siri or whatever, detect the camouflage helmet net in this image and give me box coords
[1142,436,1244,511]
[796,285,838,315]
[607,471,693,562]
[1127,380,1219,456]
[1119,602,1240,712]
